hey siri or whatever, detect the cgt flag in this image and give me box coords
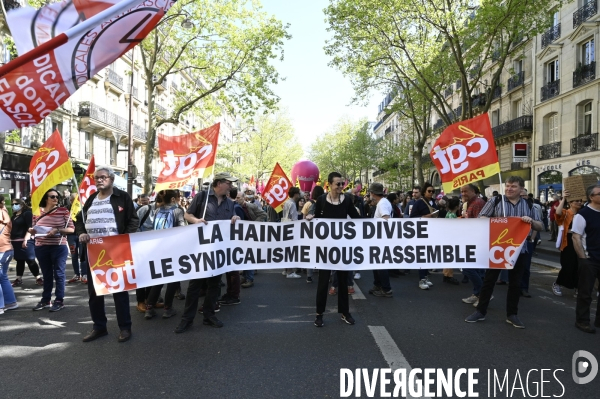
[0,0,172,131]
[70,156,97,221]
[29,130,74,215]
[155,123,220,192]
[430,114,500,193]
[263,163,292,212]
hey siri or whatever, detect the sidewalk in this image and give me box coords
[531,229,561,270]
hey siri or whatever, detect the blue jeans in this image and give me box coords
[35,245,68,303]
[0,251,16,308]
[243,269,254,282]
[463,269,485,296]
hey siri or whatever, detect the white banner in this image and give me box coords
[87,217,531,295]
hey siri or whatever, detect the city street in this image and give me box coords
[1,249,598,398]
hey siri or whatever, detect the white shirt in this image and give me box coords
[85,195,118,238]
[374,198,393,219]
[572,205,600,257]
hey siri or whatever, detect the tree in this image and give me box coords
[139,0,290,191]
[309,118,376,183]
[220,110,303,183]
[324,0,562,185]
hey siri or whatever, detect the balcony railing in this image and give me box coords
[492,115,533,139]
[155,104,167,118]
[452,105,462,121]
[472,94,486,108]
[539,142,562,160]
[124,51,132,60]
[507,71,525,91]
[444,87,453,97]
[78,101,128,132]
[573,62,596,88]
[541,80,560,101]
[492,86,502,100]
[433,119,444,131]
[541,23,561,48]
[106,69,123,90]
[571,133,598,154]
[574,0,597,28]
[127,85,138,99]
[133,124,147,141]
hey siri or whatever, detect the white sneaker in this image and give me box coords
[552,282,562,297]
[286,272,301,279]
[3,302,18,311]
[425,276,433,287]
[473,295,493,307]
[419,279,429,290]
[282,271,287,276]
[0,308,4,314]
[462,294,478,304]
[354,273,361,280]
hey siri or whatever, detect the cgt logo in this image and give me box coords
[488,218,530,269]
[572,350,598,385]
[88,235,137,294]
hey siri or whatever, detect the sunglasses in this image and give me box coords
[47,195,59,199]
[334,182,344,187]
[426,190,434,193]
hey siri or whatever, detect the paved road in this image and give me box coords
[1,264,598,398]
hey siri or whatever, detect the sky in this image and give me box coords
[259,0,382,154]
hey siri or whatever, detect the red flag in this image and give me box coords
[430,114,500,192]
[70,156,97,221]
[249,175,255,187]
[0,0,171,131]
[155,123,220,191]
[263,163,293,213]
[29,130,74,215]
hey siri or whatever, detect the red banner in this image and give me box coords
[488,217,530,269]
[263,163,292,213]
[430,114,500,193]
[155,123,220,191]
[70,156,97,221]
[29,130,74,215]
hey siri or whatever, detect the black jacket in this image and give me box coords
[75,187,139,235]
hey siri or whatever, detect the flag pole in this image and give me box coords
[71,175,87,224]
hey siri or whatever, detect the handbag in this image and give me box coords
[555,225,564,249]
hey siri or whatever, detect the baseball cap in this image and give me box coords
[213,172,238,182]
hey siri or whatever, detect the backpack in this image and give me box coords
[154,207,175,230]
[492,195,532,217]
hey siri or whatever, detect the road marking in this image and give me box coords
[39,318,66,328]
[0,343,72,358]
[352,283,366,300]
[368,326,420,399]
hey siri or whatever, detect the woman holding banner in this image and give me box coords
[29,190,74,312]
[410,182,438,290]
[307,172,361,327]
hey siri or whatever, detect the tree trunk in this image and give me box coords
[143,88,155,194]
[0,132,5,184]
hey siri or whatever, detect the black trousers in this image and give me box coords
[87,275,131,331]
[181,276,221,322]
[576,258,600,324]
[147,282,178,309]
[136,287,151,303]
[476,253,527,317]
[316,270,349,315]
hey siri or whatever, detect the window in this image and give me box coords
[491,109,500,127]
[514,99,523,118]
[547,59,559,82]
[552,11,559,27]
[514,59,523,74]
[578,102,593,135]
[546,113,560,143]
[582,38,595,65]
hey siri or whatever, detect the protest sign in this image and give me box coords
[87,217,530,295]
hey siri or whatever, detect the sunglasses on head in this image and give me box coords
[48,195,59,199]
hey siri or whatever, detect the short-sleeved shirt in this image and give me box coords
[33,207,74,246]
[374,198,393,219]
[282,198,299,221]
[85,195,118,238]
[187,191,234,222]
[572,206,600,258]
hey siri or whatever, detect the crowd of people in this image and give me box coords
[0,166,599,340]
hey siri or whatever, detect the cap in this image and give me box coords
[214,172,238,182]
[368,182,384,195]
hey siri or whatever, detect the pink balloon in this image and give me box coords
[291,160,319,193]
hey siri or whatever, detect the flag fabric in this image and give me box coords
[154,123,220,192]
[0,0,172,131]
[429,114,500,193]
[263,163,293,213]
[70,156,97,221]
[249,175,255,187]
[29,130,74,215]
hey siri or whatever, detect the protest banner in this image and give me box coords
[29,130,74,215]
[263,163,293,212]
[87,217,530,295]
[0,0,171,130]
[154,123,220,191]
[430,114,500,193]
[70,156,97,221]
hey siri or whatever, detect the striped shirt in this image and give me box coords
[85,195,118,238]
[33,207,74,246]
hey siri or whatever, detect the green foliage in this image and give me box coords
[5,129,20,144]
[308,118,376,184]
[141,0,290,192]
[220,110,303,183]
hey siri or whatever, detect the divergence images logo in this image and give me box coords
[572,350,598,385]
[88,236,137,294]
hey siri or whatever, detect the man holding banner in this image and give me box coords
[76,166,139,343]
[176,172,241,334]
[465,176,542,329]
